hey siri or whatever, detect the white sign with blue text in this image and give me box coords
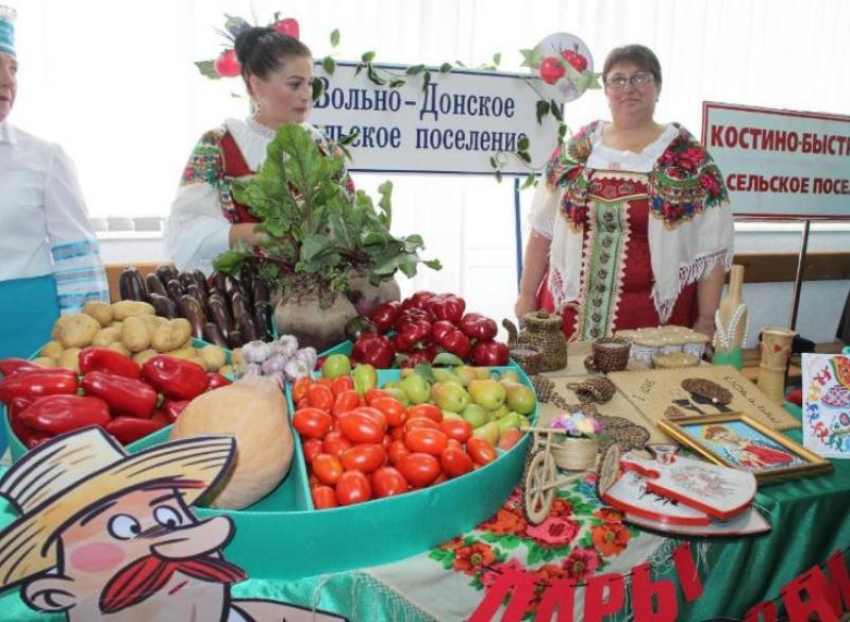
[310,61,561,176]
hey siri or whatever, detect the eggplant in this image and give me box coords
[203,322,229,348]
[166,279,186,305]
[225,275,246,300]
[186,283,208,310]
[212,271,228,295]
[155,264,178,287]
[119,267,149,302]
[254,301,273,341]
[208,295,234,338]
[251,278,269,305]
[227,329,244,349]
[145,273,168,298]
[178,272,197,292]
[150,293,179,320]
[179,294,207,340]
[231,292,251,330]
[191,269,208,292]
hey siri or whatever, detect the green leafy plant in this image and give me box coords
[214,124,440,303]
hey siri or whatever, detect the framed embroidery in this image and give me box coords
[802,353,850,458]
[658,413,832,485]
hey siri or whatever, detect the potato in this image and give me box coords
[121,316,152,353]
[51,315,72,340]
[132,349,159,366]
[107,342,132,357]
[139,314,167,336]
[152,318,193,353]
[112,300,155,321]
[31,356,57,367]
[92,327,121,347]
[231,348,244,367]
[109,321,123,330]
[165,348,207,371]
[59,314,101,348]
[198,344,227,372]
[83,301,114,326]
[40,340,64,359]
[218,364,235,377]
[57,347,82,373]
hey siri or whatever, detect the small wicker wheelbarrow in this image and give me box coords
[520,424,599,524]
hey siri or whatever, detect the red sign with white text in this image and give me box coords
[702,102,850,218]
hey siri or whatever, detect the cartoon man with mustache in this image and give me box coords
[0,427,345,621]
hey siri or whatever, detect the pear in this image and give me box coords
[398,374,430,404]
[383,386,410,407]
[441,410,464,421]
[498,428,523,450]
[498,370,521,385]
[468,379,506,410]
[433,368,464,386]
[488,405,510,422]
[505,384,537,415]
[431,382,470,413]
[461,403,489,429]
[454,366,478,387]
[496,412,523,433]
[474,367,492,380]
[471,421,501,447]
[352,364,377,395]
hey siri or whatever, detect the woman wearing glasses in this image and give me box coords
[165,26,352,274]
[515,44,733,341]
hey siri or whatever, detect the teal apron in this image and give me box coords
[0,275,60,452]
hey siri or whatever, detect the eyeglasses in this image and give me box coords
[604,72,654,90]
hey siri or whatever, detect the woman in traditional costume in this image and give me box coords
[515,45,733,340]
[0,5,108,362]
[165,25,352,274]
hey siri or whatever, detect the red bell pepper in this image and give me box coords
[394,308,432,332]
[428,293,466,324]
[459,313,498,341]
[7,397,47,448]
[207,373,232,390]
[0,368,79,406]
[401,291,435,312]
[352,333,396,369]
[81,371,159,419]
[393,319,432,353]
[141,356,208,401]
[369,302,401,334]
[399,352,432,369]
[105,417,167,445]
[18,395,111,436]
[470,340,510,367]
[431,321,455,344]
[79,347,142,380]
[0,358,45,377]
[435,328,471,359]
[162,399,190,423]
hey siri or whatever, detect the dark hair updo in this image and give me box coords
[234,26,312,94]
[602,44,662,88]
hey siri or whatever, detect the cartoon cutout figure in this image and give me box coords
[0,427,346,622]
[702,425,801,471]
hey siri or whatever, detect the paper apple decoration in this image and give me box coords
[214,49,241,77]
[274,18,300,39]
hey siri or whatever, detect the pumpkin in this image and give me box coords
[170,376,294,510]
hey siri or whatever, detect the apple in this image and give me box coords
[214,49,241,78]
[561,48,588,72]
[539,56,565,85]
[273,18,300,39]
[321,354,351,379]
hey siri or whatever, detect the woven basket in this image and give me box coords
[550,437,599,470]
[509,347,544,376]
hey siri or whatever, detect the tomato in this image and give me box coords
[404,427,449,456]
[398,452,441,487]
[332,390,360,417]
[335,471,372,506]
[372,466,409,498]
[331,375,355,396]
[307,384,335,411]
[390,425,405,442]
[440,447,474,478]
[404,417,441,435]
[388,440,410,466]
[292,377,313,403]
[322,430,353,458]
[316,377,335,390]
[296,397,310,411]
[302,438,323,464]
[341,443,386,473]
[312,485,338,510]
[440,419,472,443]
[308,474,320,489]
[407,403,443,423]
[466,437,497,466]
[351,406,387,430]
[446,438,463,451]
[293,408,333,439]
[338,412,384,444]
[365,388,390,405]
[312,453,344,486]
[371,397,407,427]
